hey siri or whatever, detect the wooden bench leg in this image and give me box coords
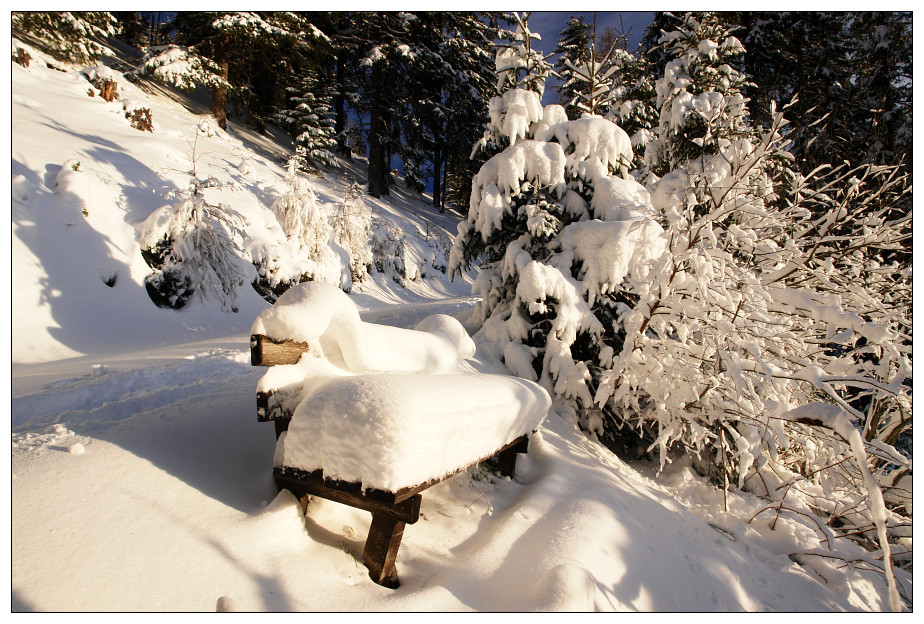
[496,435,530,478]
[362,513,406,589]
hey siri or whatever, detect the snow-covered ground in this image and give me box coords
[9,40,906,611]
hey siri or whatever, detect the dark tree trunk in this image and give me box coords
[368,62,389,198]
[210,38,230,130]
[334,57,349,156]
[210,65,229,130]
[432,139,443,210]
[149,12,160,46]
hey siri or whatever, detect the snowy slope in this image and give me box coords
[11,37,472,367]
[9,41,906,612]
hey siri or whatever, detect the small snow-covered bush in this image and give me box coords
[252,161,343,302]
[332,181,373,283]
[371,217,409,286]
[81,66,122,102]
[13,47,31,67]
[126,107,153,132]
[140,177,252,312]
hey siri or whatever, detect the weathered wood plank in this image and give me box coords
[274,467,422,524]
[278,434,531,508]
[251,334,313,367]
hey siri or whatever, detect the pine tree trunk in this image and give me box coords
[335,57,349,157]
[368,62,389,198]
[210,55,230,130]
[432,140,443,210]
[149,12,159,46]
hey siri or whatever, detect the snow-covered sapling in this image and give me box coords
[140,135,253,312]
[253,159,343,302]
[331,181,373,283]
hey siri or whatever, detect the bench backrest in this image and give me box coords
[251,334,313,367]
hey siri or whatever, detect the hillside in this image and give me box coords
[10,39,907,612]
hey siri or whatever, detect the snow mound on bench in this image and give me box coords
[275,370,551,492]
[251,282,476,373]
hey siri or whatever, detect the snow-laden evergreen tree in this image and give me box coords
[553,16,594,119]
[493,12,554,101]
[140,12,323,130]
[278,69,338,172]
[11,11,119,65]
[555,14,628,120]
[332,181,373,283]
[432,13,504,211]
[644,13,754,178]
[450,15,661,445]
[605,49,659,172]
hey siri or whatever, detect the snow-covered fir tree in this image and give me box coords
[644,12,754,178]
[141,12,321,130]
[278,69,338,172]
[553,16,594,119]
[140,174,252,313]
[450,12,655,442]
[605,49,659,172]
[12,11,119,65]
[494,13,554,101]
[555,14,627,120]
[332,180,373,283]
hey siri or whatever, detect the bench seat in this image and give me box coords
[273,370,550,494]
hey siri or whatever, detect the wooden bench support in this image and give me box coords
[496,435,529,478]
[271,434,530,589]
[363,514,406,588]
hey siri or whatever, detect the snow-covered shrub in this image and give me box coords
[598,109,911,610]
[13,47,32,67]
[11,11,118,66]
[81,66,121,102]
[252,161,343,302]
[371,217,409,286]
[126,107,153,132]
[453,13,911,609]
[331,181,373,283]
[140,177,252,313]
[593,14,910,607]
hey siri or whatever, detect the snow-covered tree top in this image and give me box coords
[494,14,553,99]
[138,45,231,90]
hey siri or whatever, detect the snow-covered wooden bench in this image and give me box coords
[250,282,550,588]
